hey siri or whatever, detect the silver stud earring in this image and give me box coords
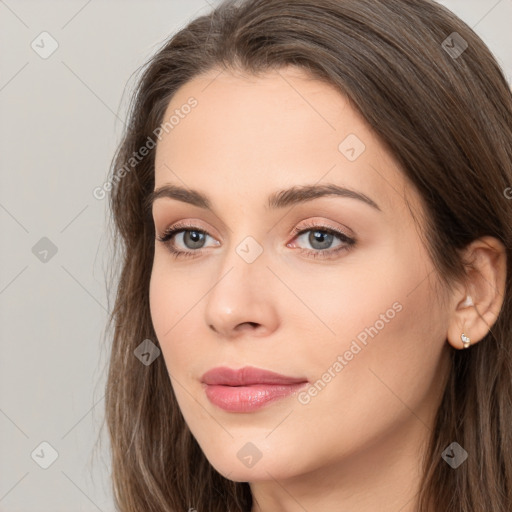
[461,332,471,349]
[462,295,474,307]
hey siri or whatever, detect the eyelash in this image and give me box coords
[155,220,356,260]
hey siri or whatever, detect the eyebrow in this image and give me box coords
[146,183,381,213]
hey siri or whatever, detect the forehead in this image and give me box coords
[153,66,412,217]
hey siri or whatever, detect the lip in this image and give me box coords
[201,366,309,413]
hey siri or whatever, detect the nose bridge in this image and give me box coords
[210,230,268,301]
[218,211,269,274]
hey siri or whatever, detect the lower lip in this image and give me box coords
[204,383,308,412]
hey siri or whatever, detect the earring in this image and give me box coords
[462,295,474,307]
[461,332,471,349]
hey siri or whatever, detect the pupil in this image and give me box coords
[311,230,332,249]
[186,230,204,248]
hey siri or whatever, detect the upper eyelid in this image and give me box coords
[159,215,353,233]
[159,221,348,237]
[159,222,215,238]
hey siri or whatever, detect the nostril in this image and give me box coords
[241,322,259,329]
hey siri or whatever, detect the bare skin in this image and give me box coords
[149,65,506,512]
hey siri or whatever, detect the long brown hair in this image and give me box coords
[102,0,512,510]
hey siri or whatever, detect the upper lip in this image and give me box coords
[201,366,308,386]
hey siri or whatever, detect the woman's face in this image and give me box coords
[149,66,452,484]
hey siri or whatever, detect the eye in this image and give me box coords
[156,220,356,260]
[288,221,356,260]
[156,221,219,260]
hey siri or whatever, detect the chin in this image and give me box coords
[203,446,300,483]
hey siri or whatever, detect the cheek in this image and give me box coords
[148,258,200,370]
[276,242,421,363]
[296,243,449,445]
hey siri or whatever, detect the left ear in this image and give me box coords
[446,236,507,350]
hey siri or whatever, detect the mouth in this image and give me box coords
[201,366,309,413]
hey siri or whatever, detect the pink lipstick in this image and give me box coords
[201,366,308,413]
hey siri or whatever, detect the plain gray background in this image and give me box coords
[1,1,511,510]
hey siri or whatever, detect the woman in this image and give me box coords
[104,0,512,510]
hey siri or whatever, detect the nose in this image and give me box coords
[203,243,280,340]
